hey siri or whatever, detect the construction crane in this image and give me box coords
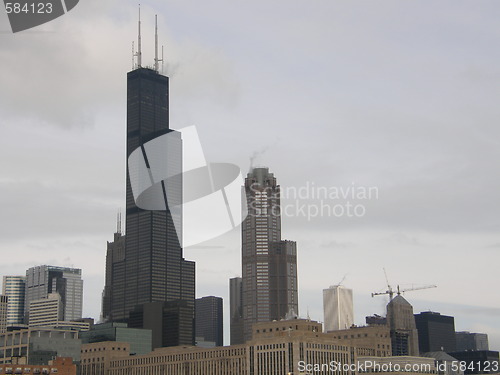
[371,268,437,300]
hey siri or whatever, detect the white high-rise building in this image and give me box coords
[28,293,64,327]
[323,285,354,332]
[2,276,26,327]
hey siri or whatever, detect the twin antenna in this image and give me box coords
[132,5,164,73]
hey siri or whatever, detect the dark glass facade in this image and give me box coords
[104,67,195,347]
[128,300,194,349]
[195,296,223,347]
[229,277,244,345]
[80,322,152,355]
[414,311,456,353]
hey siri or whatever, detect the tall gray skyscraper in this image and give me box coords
[103,62,195,346]
[229,277,244,345]
[242,167,298,342]
[24,265,83,322]
[2,276,25,327]
[323,285,354,332]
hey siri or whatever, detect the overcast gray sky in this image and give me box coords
[0,0,499,348]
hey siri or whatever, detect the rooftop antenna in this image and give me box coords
[131,41,135,69]
[161,45,164,74]
[136,4,142,68]
[117,210,122,234]
[154,15,163,72]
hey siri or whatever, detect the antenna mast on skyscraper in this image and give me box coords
[154,15,163,73]
[135,4,142,68]
[117,210,122,234]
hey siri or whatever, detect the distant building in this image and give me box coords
[323,285,354,331]
[448,350,500,374]
[0,328,81,364]
[25,265,83,323]
[79,322,152,356]
[386,295,419,356]
[455,331,489,351]
[242,167,298,342]
[229,277,244,345]
[0,296,7,333]
[2,276,25,327]
[414,311,456,353]
[195,296,223,347]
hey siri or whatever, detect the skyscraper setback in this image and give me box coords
[103,43,195,346]
[241,167,298,342]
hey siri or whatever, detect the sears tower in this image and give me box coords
[102,16,195,348]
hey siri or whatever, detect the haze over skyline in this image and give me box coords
[0,1,499,347]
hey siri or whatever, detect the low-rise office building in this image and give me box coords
[0,328,81,365]
[80,342,130,375]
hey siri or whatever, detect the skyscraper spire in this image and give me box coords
[117,210,122,234]
[154,14,159,72]
[137,4,142,67]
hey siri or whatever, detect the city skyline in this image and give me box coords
[0,1,499,349]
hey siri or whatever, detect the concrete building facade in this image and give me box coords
[105,319,400,375]
[386,295,419,356]
[0,328,81,365]
[80,341,130,375]
[0,357,76,375]
[0,297,7,334]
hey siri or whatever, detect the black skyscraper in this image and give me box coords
[103,66,195,347]
[195,296,223,347]
[414,311,456,353]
